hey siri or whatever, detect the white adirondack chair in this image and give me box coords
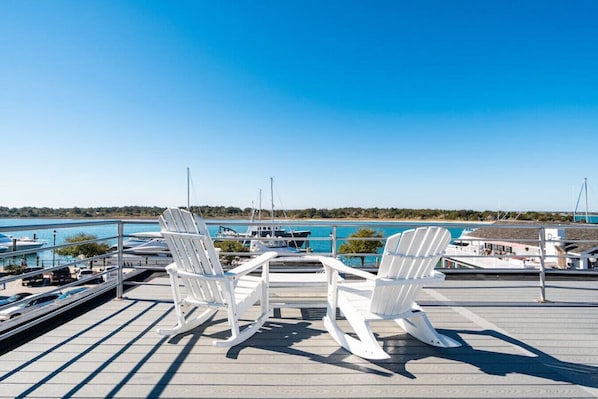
[318,226,461,360]
[157,208,277,347]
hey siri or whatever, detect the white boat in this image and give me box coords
[246,224,311,249]
[249,239,301,254]
[217,178,311,253]
[0,233,46,252]
[113,232,170,256]
[218,223,311,250]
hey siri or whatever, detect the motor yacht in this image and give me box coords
[0,233,45,251]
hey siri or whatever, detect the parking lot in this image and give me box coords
[1,277,60,297]
[0,266,126,300]
[0,267,142,331]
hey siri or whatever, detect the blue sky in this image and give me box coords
[2,0,597,212]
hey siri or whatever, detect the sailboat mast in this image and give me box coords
[258,189,262,221]
[270,177,274,221]
[584,177,589,223]
[573,177,590,223]
[187,167,190,211]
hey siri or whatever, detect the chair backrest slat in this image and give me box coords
[370,226,451,315]
[160,208,226,304]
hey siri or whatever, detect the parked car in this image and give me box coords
[103,266,118,282]
[77,268,103,284]
[49,267,74,285]
[0,291,61,321]
[21,267,45,286]
[0,292,32,308]
[55,287,89,302]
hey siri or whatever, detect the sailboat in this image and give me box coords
[573,178,591,223]
[218,178,311,252]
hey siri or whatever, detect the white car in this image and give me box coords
[104,266,118,281]
[0,291,61,321]
[77,268,102,284]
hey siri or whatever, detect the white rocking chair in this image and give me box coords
[157,208,277,347]
[318,226,460,360]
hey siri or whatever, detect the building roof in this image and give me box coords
[466,222,598,254]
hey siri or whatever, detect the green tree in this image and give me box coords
[5,263,25,275]
[55,233,110,265]
[338,228,384,266]
[214,240,249,265]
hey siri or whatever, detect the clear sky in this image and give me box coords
[2,0,597,213]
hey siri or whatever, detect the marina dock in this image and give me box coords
[1,274,597,398]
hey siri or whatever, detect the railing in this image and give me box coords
[0,219,159,341]
[1,218,597,340]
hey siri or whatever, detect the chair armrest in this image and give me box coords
[165,262,177,272]
[430,270,446,281]
[316,257,446,284]
[315,256,377,281]
[164,253,277,281]
[226,251,278,278]
[275,255,322,263]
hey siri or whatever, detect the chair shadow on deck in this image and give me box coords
[364,328,598,389]
[225,308,395,376]
[224,307,597,390]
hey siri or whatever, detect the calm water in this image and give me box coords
[573,215,598,223]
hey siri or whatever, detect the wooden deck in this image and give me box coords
[1,275,597,398]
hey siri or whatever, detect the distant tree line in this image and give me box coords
[0,206,167,218]
[0,206,574,222]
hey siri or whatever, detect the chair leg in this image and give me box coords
[323,304,390,360]
[157,308,218,337]
[213,311,268,347]
[158,271,220,337]
[213,283,268,348]
[396,309,461,348]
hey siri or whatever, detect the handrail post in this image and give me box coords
[537,227,548,303]
[331,226,337,258]
[116,221,124,299]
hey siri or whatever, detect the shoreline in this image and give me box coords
[0,216,493,224]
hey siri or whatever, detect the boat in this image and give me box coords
[217,178,311,252]
[219,223,311,250]
[0,233,46,252]
[573,177,597,223]
[248,239,303,254]
[249,225,311,249]
[111,232,170,256]
[217,218,311,252]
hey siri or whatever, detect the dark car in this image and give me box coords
[21,267,45,286]
[50,267,74,285]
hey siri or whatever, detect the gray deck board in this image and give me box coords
[1,276,597,398]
